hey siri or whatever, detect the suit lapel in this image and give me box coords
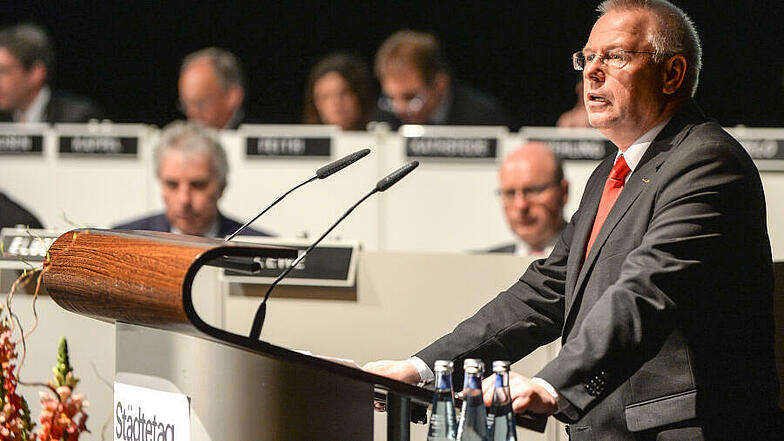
[564,123,684,322]
[565,156,613,306]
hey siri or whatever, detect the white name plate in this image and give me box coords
[114,382,190,441]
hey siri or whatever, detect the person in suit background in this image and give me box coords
[0,191,43,229]
[372,30,509,130]
[114,121,270,238]
[302,52,377,131]
[488,141,568,256]
[0,23,104,124]
[365,0,782,439]
[178,47,249,130]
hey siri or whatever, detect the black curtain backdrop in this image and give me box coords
[4,1,783,129]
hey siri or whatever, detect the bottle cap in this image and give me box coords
[492,360,510,373]
[463,358,485,373]
[434,360,454,372]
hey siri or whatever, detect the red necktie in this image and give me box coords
[585,155,631,257]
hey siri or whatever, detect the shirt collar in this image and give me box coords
[615,117,671,173]
[514,231,560,256]
[14,85,50,123]
[170,216,221,238]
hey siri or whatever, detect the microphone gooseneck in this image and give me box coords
[224,148,371,242]
[247,160,420,340]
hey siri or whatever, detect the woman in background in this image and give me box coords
[303,53,376,131]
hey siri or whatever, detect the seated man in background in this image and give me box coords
[0,23,104,123]
[488,141,568,255]
[0,191,43,229]
[373,30,509,129]
[178,47,248,130]
[115,121,270,238]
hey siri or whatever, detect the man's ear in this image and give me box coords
[662,54,687,95]
[227,85,244,110]
[28,62,47,88]
[217,179,226,199]
[433,72,450,95]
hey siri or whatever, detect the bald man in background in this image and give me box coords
[488,142,568,255]
[178,47,248,130]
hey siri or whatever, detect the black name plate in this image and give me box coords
[225,243,357,287]
[0,230,59,262]
[0,134,44,155]
[59,135,138,156]
[529,138,616,160]
[406,137,497,159]
[736,139,784,160]
[246,137,331,157]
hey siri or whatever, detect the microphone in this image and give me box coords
[224,148,370,241]
[248,160,420,340]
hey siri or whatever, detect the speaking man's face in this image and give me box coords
[582,9,668,145]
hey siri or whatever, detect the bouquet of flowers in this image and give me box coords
[0,265,89,440]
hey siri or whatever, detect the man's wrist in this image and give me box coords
[407,356,434,386]
[531,377,565,413]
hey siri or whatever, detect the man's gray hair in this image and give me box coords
[180,47,245,91]
[0,23,54,78]
[597,0,702,97]
[154,120,229,184]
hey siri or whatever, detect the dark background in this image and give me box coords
[4,1,783,129]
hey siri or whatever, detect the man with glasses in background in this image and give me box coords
[373,30,508,130]
[488,141,568,256]
[366,1,782,438]
[178,47,250,130]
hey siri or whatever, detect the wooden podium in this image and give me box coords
[43,229,546,440]
[43,229,439,440]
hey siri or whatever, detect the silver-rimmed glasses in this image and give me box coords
[572,49,666,71]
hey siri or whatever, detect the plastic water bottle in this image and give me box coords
[427,360,458,441]
[456,359,488,441]
[487,361,517,441]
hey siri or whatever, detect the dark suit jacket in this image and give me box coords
[417,101,781,440]
[0,192,43,229]
[0,89,104,123]
[373,81,509,130]
[113,212,271,238]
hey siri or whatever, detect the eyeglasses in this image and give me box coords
[572,49,667,71]
[377,93,425,114]
[498,182,558,202]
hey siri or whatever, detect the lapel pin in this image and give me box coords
[642,178,650,183]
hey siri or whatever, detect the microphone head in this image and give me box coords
[376,160,419,192]
[316,148,371,179]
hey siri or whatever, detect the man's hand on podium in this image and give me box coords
[482,371,558,416]
[362,359,420,384]
[362,359,420,412]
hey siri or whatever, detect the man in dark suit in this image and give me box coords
[373,30,509,130]
[0,191,43,229]
[114,121,270,238]
[0,23,103,123]
[366,1,782,439]
[488,141,568,256]
[178,47,252,130]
